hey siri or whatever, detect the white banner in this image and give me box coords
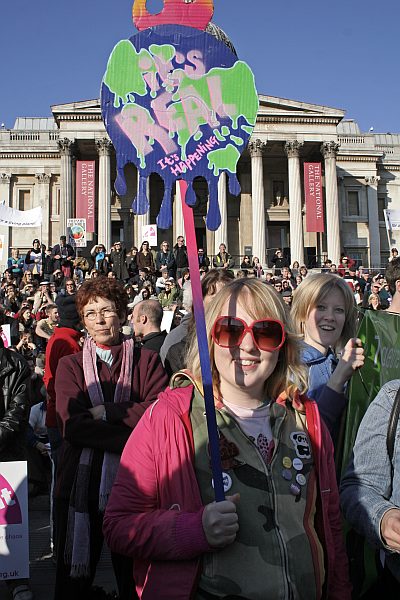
[142,224,158,247]
[0,461,29,580]
[0,205,42,228]
[384,209,400,231]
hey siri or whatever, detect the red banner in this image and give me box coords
[76,161,95,232]
[304,162,325,233]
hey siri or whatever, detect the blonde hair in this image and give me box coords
[185,279,308,400]
[291,273,356,351]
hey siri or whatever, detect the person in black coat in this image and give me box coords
[130,299,167,354]
[109,242,130,281]
[271,248,289,275]
[52,236,75,275]
[0,309,33,599]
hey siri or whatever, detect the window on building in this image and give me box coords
[51,187,60,216]
[346,190,360,216]
[18,189,31,211]
[378,196,386,222]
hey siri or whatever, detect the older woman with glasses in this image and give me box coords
[53,277,168,600]
[104,279,350,600]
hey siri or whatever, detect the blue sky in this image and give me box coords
[1,0,399,132]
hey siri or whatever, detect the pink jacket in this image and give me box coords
[103,385,351,600]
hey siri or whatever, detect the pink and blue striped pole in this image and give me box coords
[179,180,225,502]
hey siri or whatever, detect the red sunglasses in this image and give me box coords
[211,316,285,352]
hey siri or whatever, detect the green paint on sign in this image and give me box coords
[221,126,230,136]
[213,129,226,142]
[241,125,253,134]
[194,131,203,141]
[103,40,156,107]
[149,44,176,63]
[207,144,241,177]
[172,61,258,132]
[231,135,244,146]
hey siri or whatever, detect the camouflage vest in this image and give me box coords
[189,385,323,600]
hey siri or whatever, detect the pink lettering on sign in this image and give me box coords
[304,162,325,233]
[0,474,22,526]
[76,161,96,233]
[116,105,178,158]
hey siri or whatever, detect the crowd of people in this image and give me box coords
[2,235,400,600]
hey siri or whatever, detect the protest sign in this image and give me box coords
[67,218,87,248]
[0,461,29,580]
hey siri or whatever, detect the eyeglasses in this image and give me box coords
[212,316,285,352]
[84,308,118,321]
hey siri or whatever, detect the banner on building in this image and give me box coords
[384,209,400,231]
[0,205,42,228]
[0,461,29,580]
[141,224,158,247]
[304,163,325,232]
[76,161,95,233]
[67,218,87,248]
[341,310,400,476]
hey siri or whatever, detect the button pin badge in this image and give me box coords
[290,483,301,496]
[296,473,306,486]
[212,472,233,493]
[282,456,292,469]
[282,469,292,481]
[292,458,303,471]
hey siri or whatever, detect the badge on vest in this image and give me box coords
[290,431,312,460]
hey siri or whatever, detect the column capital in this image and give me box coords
[0,173,11,183]
[365,175,380,186]
[321,141,340,159]
[96,137,113,156]
[284,140,303,158]
[35,173,51,184]
[248,138,266,158]
[57,137,74,156]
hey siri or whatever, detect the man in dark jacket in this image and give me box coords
[52,236,75,277]
[131,299,167,354]
[109,241,129,281]
[173,236,188,280]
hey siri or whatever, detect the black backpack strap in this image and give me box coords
[386,385,400,490]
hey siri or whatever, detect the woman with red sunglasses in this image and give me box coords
[104,279,350,600]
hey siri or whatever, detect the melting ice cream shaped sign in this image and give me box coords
[101,0,259,230]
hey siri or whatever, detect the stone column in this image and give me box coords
[321,142,341,265]
[58,138,74,237]
[35,174,51,248]
[285,141,304,265]
[365,176,381,268]
[174,181,185,241]
[96,138,113,251]
[249,139,266,264]
[137,177,150,245]
[214,172,228,253]
[0,173,11,270]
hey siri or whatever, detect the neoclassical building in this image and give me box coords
[0,94,399,270]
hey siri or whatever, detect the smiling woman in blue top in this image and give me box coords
[291,273,365,445]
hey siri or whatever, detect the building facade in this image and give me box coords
[0,95,399,269]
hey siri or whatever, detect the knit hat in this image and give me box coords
[56,294,81,329]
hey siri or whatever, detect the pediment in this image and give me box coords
[258,94,345,120]
[51,99,101,125]
[50,94,345,125]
